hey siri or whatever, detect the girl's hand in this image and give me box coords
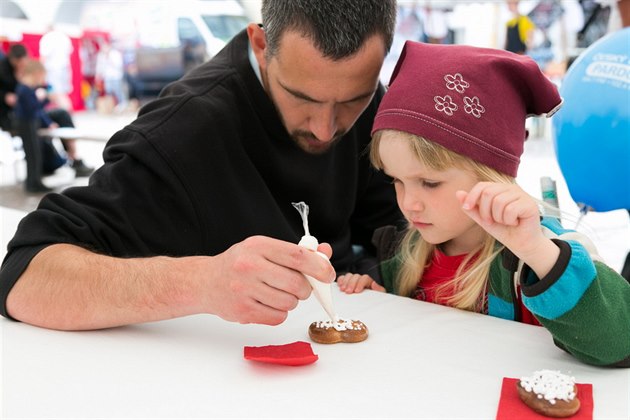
[456,182,560,278]
[337,273,385,294]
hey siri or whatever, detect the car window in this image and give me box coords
[178,17,205,45]
[201,15,248,42]
[0,0,28,19]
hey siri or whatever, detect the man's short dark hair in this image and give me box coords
[8,44,28,60]
[261,0,397,60]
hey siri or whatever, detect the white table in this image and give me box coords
[38,127,111,143]
[1,284,628,419]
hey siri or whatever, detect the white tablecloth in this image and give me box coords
[1,284,628,419]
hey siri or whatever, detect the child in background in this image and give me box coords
[13,58,58,193]
[337,41,630,367]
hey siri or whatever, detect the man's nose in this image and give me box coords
[309,105,337,142]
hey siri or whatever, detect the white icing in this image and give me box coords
[314,319,364,331]
[520,370,577,405]
[300,246,337,322]
[292,202,312,236]
[299,235,318,251]
[292,202,338,322]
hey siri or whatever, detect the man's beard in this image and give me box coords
[290,129,347,154]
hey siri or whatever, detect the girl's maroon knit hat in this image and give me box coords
[372,41,562,177]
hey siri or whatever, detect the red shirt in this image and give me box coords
[413,248,541,326]
[413,247,465,305]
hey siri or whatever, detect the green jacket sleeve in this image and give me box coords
[519,238,630,367]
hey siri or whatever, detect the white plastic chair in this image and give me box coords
[0,130,25,183]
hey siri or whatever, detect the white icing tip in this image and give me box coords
[299,235,318,251]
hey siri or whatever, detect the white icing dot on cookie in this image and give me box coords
[314,319,364,331]
[520,370,577,404]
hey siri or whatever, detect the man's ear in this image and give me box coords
[247,23,267,69]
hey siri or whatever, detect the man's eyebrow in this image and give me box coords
[279,81,375,104]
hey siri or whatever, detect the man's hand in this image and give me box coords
[200,236,336,325]
[7,237,335,330]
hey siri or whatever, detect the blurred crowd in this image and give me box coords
[1,0,628,195]
[382,0,626,82]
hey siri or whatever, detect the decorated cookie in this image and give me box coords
[516,370,580,418]
[308,319,368,344]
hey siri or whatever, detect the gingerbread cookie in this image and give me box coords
[516,370,580,418]
[308,319,368,344]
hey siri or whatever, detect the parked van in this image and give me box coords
[78,0,250,95]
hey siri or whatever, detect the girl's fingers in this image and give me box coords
[337,273,374,294]
[370,281,386,292]
[490,189,521,225]
[460,183,529,226]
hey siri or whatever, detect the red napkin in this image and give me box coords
[496,377,593,420]
[244,341,318,366]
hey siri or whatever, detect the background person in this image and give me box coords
[0,0,402,331]
[13,58,58,193]
[0,44,94,178]
[0,44,28,132]
[38,25,74,111]
[504,0,536,54]
[95,40,127,113]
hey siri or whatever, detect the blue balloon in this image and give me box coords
[552,28,630,212]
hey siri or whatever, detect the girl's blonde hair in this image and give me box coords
[370,129,515,312]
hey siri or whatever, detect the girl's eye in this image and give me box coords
[422,181,440,189]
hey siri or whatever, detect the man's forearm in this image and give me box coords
[6,244,205,330]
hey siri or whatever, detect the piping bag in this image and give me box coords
[292,202,338,322]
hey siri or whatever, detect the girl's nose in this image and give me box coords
[401,190,424,213]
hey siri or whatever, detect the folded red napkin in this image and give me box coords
[244,341,319,366]
[496,377,593,420]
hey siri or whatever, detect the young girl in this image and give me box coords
[338,40,630,367]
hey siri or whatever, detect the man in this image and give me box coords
[0,44,94,178]
[0,0,401,330]
[0,45,28,132]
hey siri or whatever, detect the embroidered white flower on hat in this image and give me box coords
[463,96,485,118]
[434,95,458,116]
[444,73,469,93]
[436,73,485,119]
